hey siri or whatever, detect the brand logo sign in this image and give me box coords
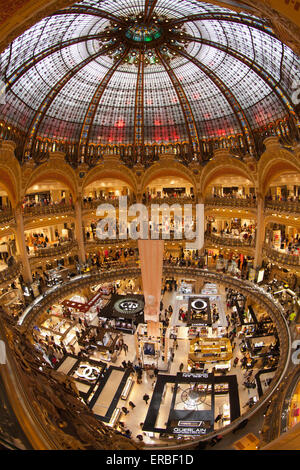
[75,364,100,381]
[114,297,144,315]
[191,299,207,310]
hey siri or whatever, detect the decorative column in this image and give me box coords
[75,195,86,264]
[254,193,265,269]
[14,204,32,284]
[138,239,164,333]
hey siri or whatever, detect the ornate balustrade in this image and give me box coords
[28,241,78,261]
[82,198,122,210]
[0,209,14,225]
[205,196,257,209]
[85,238,137,248]
[0,262,22,285]
[263,244,300,268]
[265,199,300,215]
[23,204,75,218]
[205,232,255,247]
[145,196,195,205]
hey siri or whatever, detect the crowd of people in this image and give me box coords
[25,230,73,253]
[211,191,257,200]
[22,194,73,209]
[207,221,256,245]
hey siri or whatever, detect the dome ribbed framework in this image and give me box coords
[0,0,299,164]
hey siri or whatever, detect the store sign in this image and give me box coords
[188,296,211,326]
[173,428,207,435]
[191,299,207,310]
[178,420,204,427]
[169,418,212,435]
[114,297,144,315]
[75,365,100,381]
[119,300,139,311]
[182,372,209,379]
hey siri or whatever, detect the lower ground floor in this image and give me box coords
[32,277,280,447]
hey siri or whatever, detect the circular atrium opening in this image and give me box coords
[0,0,298,457]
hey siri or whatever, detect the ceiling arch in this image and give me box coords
[200,157,254,196]
[82,165,138,193]
[24,169,78,200]
[142,161,197,192]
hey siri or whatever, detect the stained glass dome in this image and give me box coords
[0,0,299,164]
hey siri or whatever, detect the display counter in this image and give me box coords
[79,326,121,356]
[38,315,79,347]
[121,376,134,400]
[246,334,276,358]
[98,294,145,334]
[108,408,121,428]
[135,322,170,368]
[188,337,232,368]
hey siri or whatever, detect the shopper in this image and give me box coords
[143,394,150,404]
[121,406,129,415]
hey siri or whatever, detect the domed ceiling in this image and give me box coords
[0,0,299,159]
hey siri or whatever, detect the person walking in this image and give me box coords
[129,401,136,409]
[233,357,239,368]
[122,406,129,415]
[179,363,184,372]
[143,393,150,404]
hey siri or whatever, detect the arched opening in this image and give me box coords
[23,176,75,260]
[202,167,255,199]
[261,159,300,198]
[83,177,135,204]
[144,175,195,202]
[264,168,300,202]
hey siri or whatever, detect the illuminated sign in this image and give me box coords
[114,297,144,315]
[191,299,207,310]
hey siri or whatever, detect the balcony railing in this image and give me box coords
[205,232,255,247]
[0,209,14,225]
[85,238,137,247]
[29,241,78,260]
[82,198,126,210]
[0,262,22,284]
[205,196,257,209]
[265,199,300,214]
[23,203,75,218]
[263,244,300,267]
[144,196,195,205]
